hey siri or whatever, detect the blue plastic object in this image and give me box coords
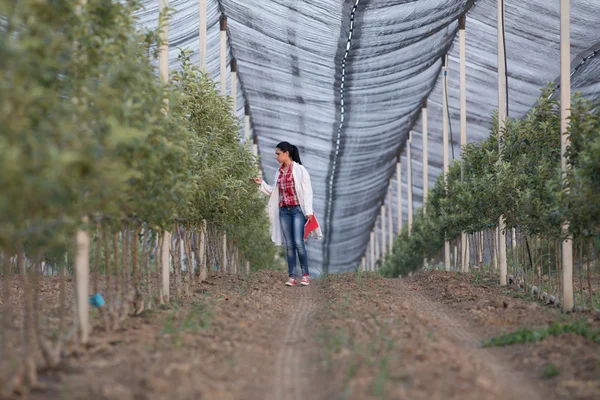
[89,293,105,308]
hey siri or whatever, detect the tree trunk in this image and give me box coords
[112,230,121,329]
[183,227,194,294]
[174,225,182,299]
[104,226,112,314]
[579,239,584,306]
[93,222,100,294]
[122,225,130,303]
[196,222,207,282]
[588,238,594,310]
[1,252,13,392]
[144,229,152,310]
[19,247,37,387]
[132,225,142,313]
[556,239,562,304]
[157,234,165,305]
[479,231,484,269]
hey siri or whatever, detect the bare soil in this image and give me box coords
[1,269,598,399]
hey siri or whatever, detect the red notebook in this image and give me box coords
[304,214,320,240]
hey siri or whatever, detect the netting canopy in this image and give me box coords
[137,0,600,273]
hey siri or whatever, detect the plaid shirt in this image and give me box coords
[278,164,300,208]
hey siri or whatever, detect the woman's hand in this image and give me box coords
[306,214,313,223]
[253,178,262,185]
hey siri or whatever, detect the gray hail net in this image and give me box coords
[136,0,600,273]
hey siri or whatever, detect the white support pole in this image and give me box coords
[375,218,380,264]
[459,15,470,273]
[396,161,402,234]
[460,15,467,171]
[560,0,573,312]
[231,60,239,274]
[512,228,517,252]
[231,59,237,114]
[361,256,366,272]
[479,231,484,268]
[199,220,207,281]
[422,100,429,267]
[245,103,251,143]
[381,205,386,257]
[219,16,227,96]
[387,189,393,253]
[497,0,508,286]
[253,140,262,179]
[407,132,413,236]
[222,233,227,273]
[74,217,90,343]
[159,0,171,302]
[370,232,375,271]
[422,101,428,214]
[199,0,207,70]
[442,55,451,272]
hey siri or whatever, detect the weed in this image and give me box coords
[355,267,363,286]
[426,329,435,341]
[472,270,482,285]
[483,322,600,347]
[161,299,213,346]
[542,363,560,378]
[372,337,393,399]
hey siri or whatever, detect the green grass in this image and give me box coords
[161,299,213,347]
[542,363,560,378]
[354,267,364,286]
[483,322,600,347]
[372,336,394,399]
[472,270,482,285]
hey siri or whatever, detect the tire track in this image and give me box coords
[396,278,545,400]
[272,286,319,400]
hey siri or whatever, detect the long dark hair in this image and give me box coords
[276,141,302,165]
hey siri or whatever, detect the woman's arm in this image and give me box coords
[300,166,314,217]
[259,179,274,195]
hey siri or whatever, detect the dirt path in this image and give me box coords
[395,278,544,400]
[272,285,332,400]
[315,273,593,400]
[26,271,332,400]
[18,270,598,399]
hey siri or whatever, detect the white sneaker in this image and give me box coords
[285,277,298,287]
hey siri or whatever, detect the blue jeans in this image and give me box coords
[279,206,309,278]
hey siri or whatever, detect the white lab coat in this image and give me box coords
[260,162,323,246]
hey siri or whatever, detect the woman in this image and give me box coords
[254,142,321,286]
